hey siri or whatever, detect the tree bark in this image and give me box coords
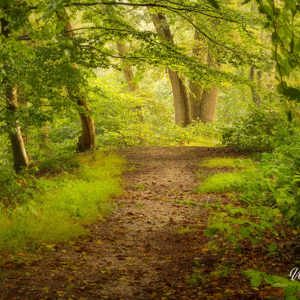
[167,69,191,126]
[189,31,218,123]
[6,86,30,172]
[76,99,96,152]
[117,42,138,91]
[151,13,191,126]
[189,81,203,120]
[199,49,218,123]
[199,87,218,122]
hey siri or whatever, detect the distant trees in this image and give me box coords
[151,13,219,125]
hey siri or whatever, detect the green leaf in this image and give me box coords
[244,270,263,288]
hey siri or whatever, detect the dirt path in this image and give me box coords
[0,147,243,300]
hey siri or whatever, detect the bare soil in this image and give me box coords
[0,147,288,300]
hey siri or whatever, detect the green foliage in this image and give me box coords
[197,140,300,247]
[251,0,300,100]
[90,77,219,147]
[0,168,30,206]
[205,203,281,244]
[36,151,80,175]
[257,132,300,226]
[222,105,291,151]
[245,270,300,300]
[0,152,124,251]
[199,132,300,244]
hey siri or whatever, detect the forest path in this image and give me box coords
[1,146,238,300]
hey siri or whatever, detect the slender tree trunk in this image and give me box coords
[57,9,96,152]
[6,86,30,172]
[117,42,138,91]
[1,17,30,172]
[77,98,96,152]
[249,65,261,105]
[248,2,261,106]
[151,13,191,126]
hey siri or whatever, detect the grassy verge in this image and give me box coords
[0,151,124,252]
[197,157,256,193]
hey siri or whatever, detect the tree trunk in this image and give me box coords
[1,17,30,172]
[189,31,218,123]
[189,81,203,120]
[77,99,96,152]
[151,13,191,126]
[6,86,30,172]
[199,49,218,123]
[57,9,96,152]
[117,42,138,91]
[249,65,261,105]
[199,87,218,123]
[248,2,261,106]
[189,31,204,120]
[167,70,191,126]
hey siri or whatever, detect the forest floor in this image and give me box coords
[0,147,288,299]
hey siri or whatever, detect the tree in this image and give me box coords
[189,32,218,122]
[150,13,191,126]
[0,9,30,172]
[56,9,96,152]
[117,42,138,91]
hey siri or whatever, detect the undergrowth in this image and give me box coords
[197,153,300,299]
[0,152,124,252]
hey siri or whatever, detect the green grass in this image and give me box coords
[0,152,124,251]
[200,157,254,169]
[197,157,256,193]
[187,136,220,147]
[197,171,246,193]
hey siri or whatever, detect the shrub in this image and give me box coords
[222,106,291,152]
